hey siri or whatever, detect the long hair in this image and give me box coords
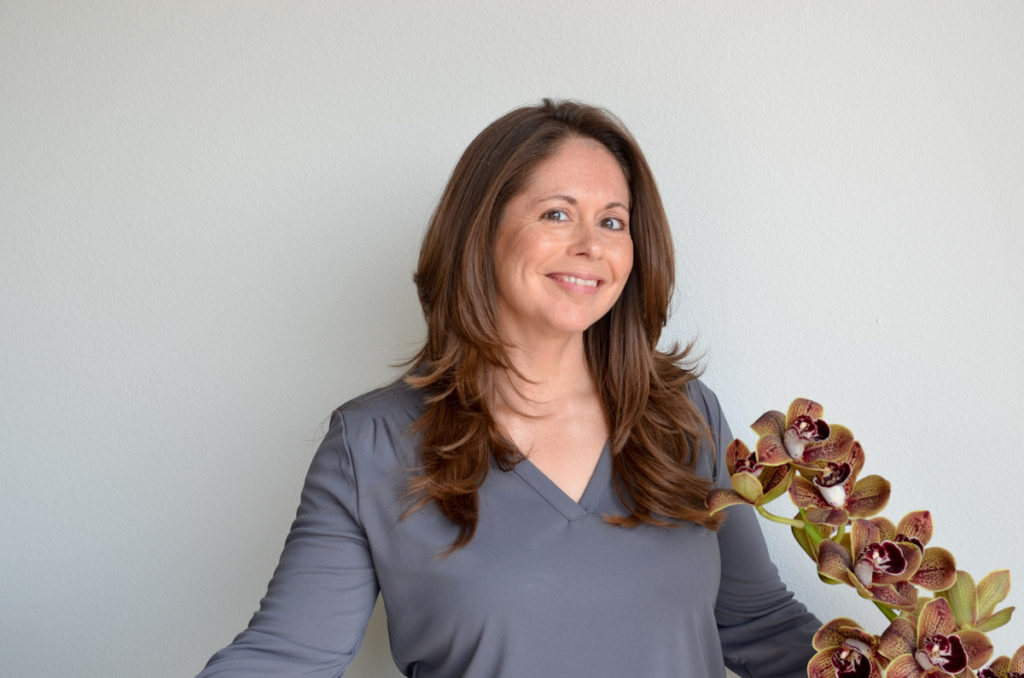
[407,99,722,550]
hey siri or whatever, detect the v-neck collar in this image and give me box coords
[512,440,611,521]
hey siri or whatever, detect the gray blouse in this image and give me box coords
[197,378,820,677]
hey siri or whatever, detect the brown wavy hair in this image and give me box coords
[406,99,722,550]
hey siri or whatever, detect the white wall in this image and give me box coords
[2,2,1022,676]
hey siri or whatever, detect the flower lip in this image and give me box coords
[854,541,907,585]
[917,634,968,674]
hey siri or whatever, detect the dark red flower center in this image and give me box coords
[815,462,851,489]
[831,645,872,678]
[919,634,968,674]
[789,414,830,442]
[735,449,763,475]
[895,532,925,551]
[854,541,907,585]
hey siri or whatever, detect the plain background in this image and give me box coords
[3,2,1022,676]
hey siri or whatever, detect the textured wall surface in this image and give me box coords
[2,2,1022,676]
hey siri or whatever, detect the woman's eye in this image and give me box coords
[601,217,627,231]
[542,209,570,222]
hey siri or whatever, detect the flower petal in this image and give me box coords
[870,516,899,542]
[751,409,785,437]
[976,570,1011,619]
[852,519,882,555]
[790,475,830,509]
[755,433,792,466]
[806,649,837,678]
[760,465,795,504]
[1010,645,1024,673]
[879,617,918,660]
[818,539,853,583]
[787,398,825,423]
[845,475,892,518]
[813,617,863,650]
[919,598,957,639]
[976,606,1014,633]
[730,471,764,503]
[805,506,851,527]
[707,488,750,514]
[869,580,919,609]
[957,629,994,669]
[897,510,935,546]
[912,547,957,592]
[939,571,979,628]
[725,439,752,475]
[886,653,926,678]
[802,424,856,465]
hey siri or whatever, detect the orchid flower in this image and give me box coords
[977,645,1024,678]
[817,518,925,609]
[706,439,795,514]
[788,442,891,526]
[940,570,1015,634]
[752,398,855,468]
[807,617,889,678]
[888,511,959,594]
[879,598,993,677]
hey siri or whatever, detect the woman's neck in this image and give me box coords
[495,333,596,416]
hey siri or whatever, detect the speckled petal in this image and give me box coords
[789,474,830,509]
[813,617,862,650]
[818,539,853,583]
[852,519,882,555]
[845,475,892,518]
[879,617,918,661]
[897,510,935,546]
[912,547,957,592]
[751,409,785,437]
[707,488,749,514]
[755,432,791,466]
[806,649,834,678]
[871,516,899,542]
[760,464,796,504]
[919,598,957,638]
[787,398,825,423]
[870,580,919,609]
[803,424,856,464]
[886,653,927,678]
[725,439,752,475]
[1009,645,1024,672]
[805,506,851,527]
[958,629,994,669]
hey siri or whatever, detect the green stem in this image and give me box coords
[873,600,898,622]
[755,504,806,528]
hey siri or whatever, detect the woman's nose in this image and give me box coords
[570,224,602,258]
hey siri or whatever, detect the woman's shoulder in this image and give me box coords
[322,376,426,466]
[334,376,424,426]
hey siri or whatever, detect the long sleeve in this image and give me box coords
[694,383,822,678]
[196,409,380,677]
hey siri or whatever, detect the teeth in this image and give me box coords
[556,275,598,287]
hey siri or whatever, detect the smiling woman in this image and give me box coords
[196,100,822,678]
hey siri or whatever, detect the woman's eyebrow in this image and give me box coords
[533,194,630,210]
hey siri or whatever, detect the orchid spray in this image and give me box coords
[708,399,1019,678]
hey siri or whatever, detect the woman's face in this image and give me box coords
[493,137,634,346]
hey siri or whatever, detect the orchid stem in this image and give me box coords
[755,505,806,528]
[873,601,898,622]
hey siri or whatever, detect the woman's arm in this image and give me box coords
[196,409,379,677]
[692,381,821,678]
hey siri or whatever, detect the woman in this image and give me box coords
[197,100,820,677]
